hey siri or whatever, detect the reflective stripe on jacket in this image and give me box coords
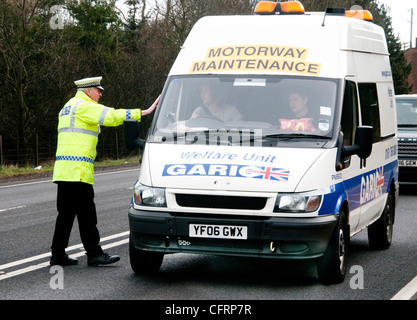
[53,91,141,185]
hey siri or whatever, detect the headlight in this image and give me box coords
[133,182,166,207]
[274,191,322,213]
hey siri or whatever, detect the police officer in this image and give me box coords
[50,76,160,266]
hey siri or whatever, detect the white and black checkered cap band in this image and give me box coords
[77,82,104,90]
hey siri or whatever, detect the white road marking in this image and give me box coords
[0,168,139,189]
[0,231,129,281]
[0,205,27,213]
[0,179,51,189]
[391,275,417,300]
[0,239,129,281]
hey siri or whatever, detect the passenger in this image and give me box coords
[192,83,243,122]
[279,91,316,132]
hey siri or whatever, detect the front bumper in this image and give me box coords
[129,207,339,259]
[398,155,417,183]
[398,166,417,183]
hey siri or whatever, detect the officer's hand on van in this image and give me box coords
[141,95,161,116]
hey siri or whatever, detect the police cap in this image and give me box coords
[74,76,104,91]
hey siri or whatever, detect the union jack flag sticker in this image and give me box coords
[376,166,384,193]
[247,166,290,181]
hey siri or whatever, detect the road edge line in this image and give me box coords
[391,275,417,300]
[0,231,129,271]
[0,238,129,281]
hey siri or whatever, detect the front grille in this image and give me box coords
[398,139,417,155]
[175,194,267,210]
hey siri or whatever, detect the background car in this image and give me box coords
[396,94,417,183]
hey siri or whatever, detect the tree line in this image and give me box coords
[0,0,411,166]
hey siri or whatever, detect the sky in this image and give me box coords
[378,0,417,48]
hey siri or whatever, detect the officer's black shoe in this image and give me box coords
[50,254,78,266]
[87,253,120,266]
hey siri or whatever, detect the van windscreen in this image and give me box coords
[151,75,338,146]
[396,99,417,126]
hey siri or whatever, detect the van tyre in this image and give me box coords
[129,237,164,274]
[368,188,394,250]
[317,211,349,285]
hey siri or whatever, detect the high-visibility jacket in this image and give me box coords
[53,91,142,185]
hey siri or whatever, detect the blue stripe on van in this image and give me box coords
[318,160,398,216]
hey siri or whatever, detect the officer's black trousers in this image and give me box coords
[51,182,104,258]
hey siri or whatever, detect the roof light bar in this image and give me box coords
[254,1,305,15]
[254,1,278,14]
[254,1,372,21]
[346,9,373,22]
[279,1,305,14]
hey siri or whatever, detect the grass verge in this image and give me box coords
[0,156,140,180]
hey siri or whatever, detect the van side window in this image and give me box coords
[358,83,381,143]
[341,80,359,147]
[340,80,359,168]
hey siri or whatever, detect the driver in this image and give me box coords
[191,83,243,122]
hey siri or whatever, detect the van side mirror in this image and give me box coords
[123,119,145,149]
[343,125,373,159]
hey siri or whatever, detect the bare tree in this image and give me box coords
[0,0,42,164]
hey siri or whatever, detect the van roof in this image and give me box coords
[169,13,388,78]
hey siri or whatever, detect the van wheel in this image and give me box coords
[368,188,394,250]
[317,211,349,285]
[129,237,164,274]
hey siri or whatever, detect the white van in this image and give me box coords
[124,1,399,284]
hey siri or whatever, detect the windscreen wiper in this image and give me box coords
[265,133,330,139]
